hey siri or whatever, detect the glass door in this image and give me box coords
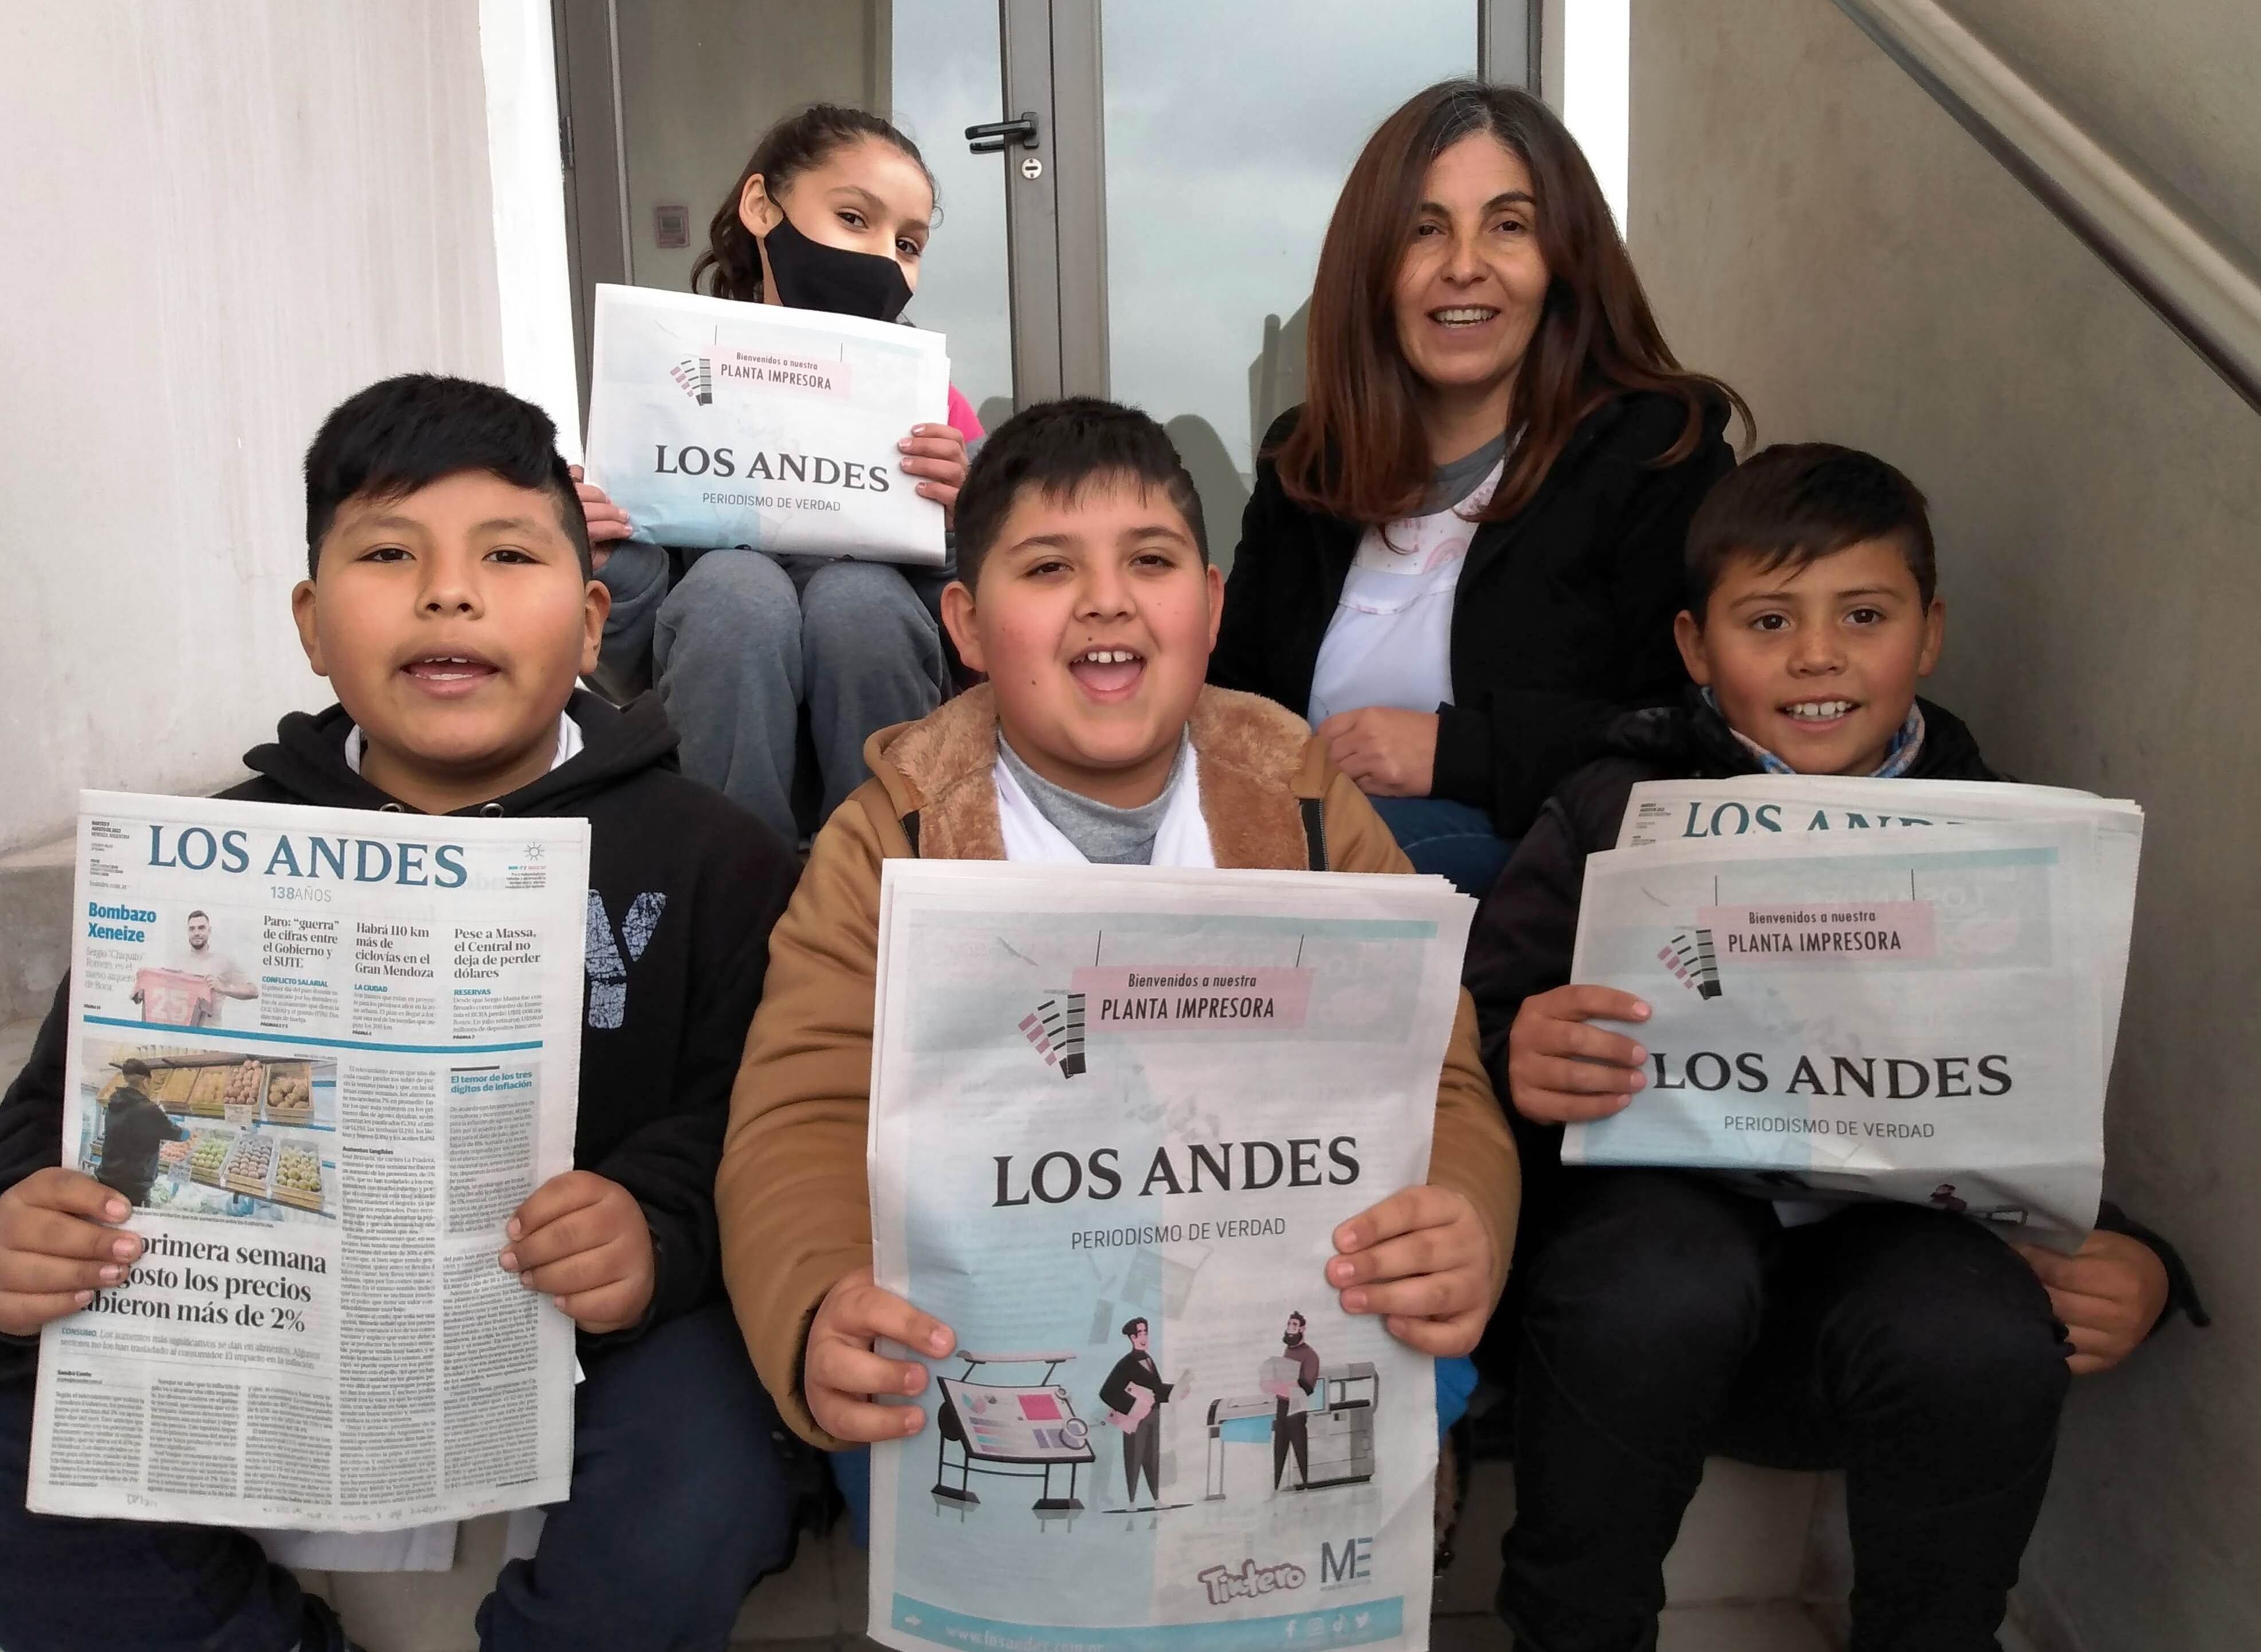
[551,0,1026,433]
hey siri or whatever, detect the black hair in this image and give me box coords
[120,1059,151,1078]
[694,105,935,303]
[1286,1312,1306,1326]
[953,398,1208,589]
[302,374,591,579]
[1685,443,1936,619]
[1121,1317,1148,1338]
[186,909,209,922]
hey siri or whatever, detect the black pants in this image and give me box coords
[0,1302,796,1652]
[1496,1171,2071,1652]
[1273,1399,1309,1489]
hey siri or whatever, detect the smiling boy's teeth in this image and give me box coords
[1079,649,1139,664]
[1787,700,1853,720]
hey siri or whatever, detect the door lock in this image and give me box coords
[967,112,1041,154]
[1020,156,1043,180]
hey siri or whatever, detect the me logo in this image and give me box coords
[670,356,713,405]
[1318,1535,1373,1587]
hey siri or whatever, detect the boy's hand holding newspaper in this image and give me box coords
[807,1266,957,1443]
[1508,986,1654,1123]
[0,1168,146,1335]
[1330,1184,1498,1356]
[500,1169,656,1335]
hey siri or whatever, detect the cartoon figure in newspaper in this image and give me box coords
[1099,1316,1176,1509]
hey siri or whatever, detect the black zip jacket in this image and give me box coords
[1,691,798,1380]
[95,1086,186,1207]
[1463,690,2207,1327]
[1210,391,1736,837]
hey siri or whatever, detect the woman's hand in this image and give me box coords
[2015,1230,2171,1376]
[1316,708,1438,797]
[1506,985,1651,1124]
[1328,1185,1497,1357]
[568,465,634,572]
[806,1266,956,1442]
[898,423,969,527]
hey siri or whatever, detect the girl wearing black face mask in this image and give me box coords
[577,105,984,845]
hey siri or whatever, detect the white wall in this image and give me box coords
[1629,3,2261,1646]
[0,1,575,853]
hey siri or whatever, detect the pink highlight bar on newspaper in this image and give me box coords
[717,347,852,398]
[1069,966,1313,1029]
[1696,900,1938,966]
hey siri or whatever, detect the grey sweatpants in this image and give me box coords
[599,543,952,841]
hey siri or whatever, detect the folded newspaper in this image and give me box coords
[867,861,1474,1652]
[1564,778,2142,1248]
[583,282,950,563]
[30,792,587,1531]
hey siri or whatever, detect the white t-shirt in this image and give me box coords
[1307,443,1506,727]
[163,933,253,1027]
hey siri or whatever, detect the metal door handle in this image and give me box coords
[967,112,1041,154]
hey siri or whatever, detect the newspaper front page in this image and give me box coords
[1565,778,2141,1247]
[867,862,1475,1652]
[583,282,950,563]
[29,792,587,1531]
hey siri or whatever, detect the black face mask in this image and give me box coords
[757,210,912,323]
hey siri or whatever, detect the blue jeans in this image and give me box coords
[1368,797,1516,900]
[0,1302,796,1652]
[827,1355,1479,1547]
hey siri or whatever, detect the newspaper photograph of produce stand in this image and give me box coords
[77,1041,338,1220]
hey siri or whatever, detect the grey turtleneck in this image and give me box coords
[997,736,1188,865]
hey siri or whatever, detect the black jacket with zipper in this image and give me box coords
[1209,391,1737,838]
[1462,689,2207,1328]
[1,691,798,1382]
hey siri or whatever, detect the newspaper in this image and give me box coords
[29,791,588,1531]
[583,281,949,563]
[1565,778,2144,1247]
[867,862,1475,1652]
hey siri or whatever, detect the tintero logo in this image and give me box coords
[670,356,713,405]
[1659,928,1723,999]
[1017,991,1088,1078]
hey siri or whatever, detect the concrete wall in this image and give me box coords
[1627,3,2261,1647]
[612,0,885,296]
[0,2,519,853]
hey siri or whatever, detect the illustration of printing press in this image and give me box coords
[932,1351,1097,1516]
[1204,1361,1378,1499]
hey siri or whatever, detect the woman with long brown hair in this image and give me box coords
[1209,80,1746,896]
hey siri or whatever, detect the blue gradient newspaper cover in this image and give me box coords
[866,862,1475,1652]
[1564,779,2142,1248]
[583,282,949,563]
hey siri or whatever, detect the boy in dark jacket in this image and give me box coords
[92,1061,185,1209]
[1465,445,2202,1652]
[0,376,801,1652]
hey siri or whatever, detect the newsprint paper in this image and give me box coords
[30,792,587,1531]
[1564,778,2143,1249]
[584,281,951,563]
[867,862,1475,1652]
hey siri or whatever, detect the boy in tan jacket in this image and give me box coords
[717,398,1518,1454]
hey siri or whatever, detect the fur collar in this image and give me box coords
[860,685,1325,868]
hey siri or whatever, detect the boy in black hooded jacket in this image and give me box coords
[0,376,802,1652]
[1465,445,2203,1652]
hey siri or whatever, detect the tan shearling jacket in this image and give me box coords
[717,683,1520,1447]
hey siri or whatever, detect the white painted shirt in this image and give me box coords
[1307,440,1508,727]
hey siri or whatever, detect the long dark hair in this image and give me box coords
[1273,80,1749,526]
[691,104,935,303]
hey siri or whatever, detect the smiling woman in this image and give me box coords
[1209,81,1749,897]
